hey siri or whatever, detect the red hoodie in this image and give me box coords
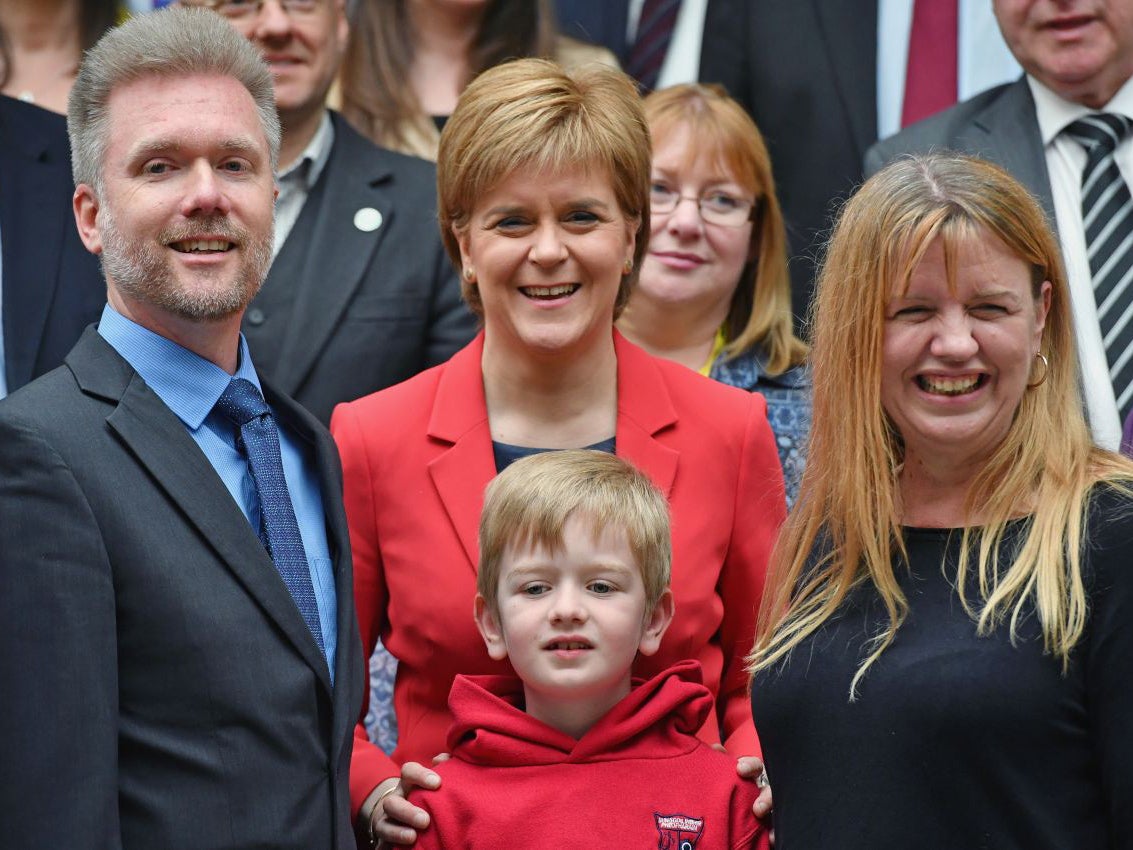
[407,660,768,849]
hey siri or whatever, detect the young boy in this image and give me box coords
[407,450,768,849]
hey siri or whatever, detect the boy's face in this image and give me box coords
[475,514,673,738]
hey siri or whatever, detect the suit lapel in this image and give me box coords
[0,105,68,390]
[969,78,1057,223]
[422,333,682,569]
[425,335,497,570]
[267,115,395,395]
[812,0,878,157]
[69,331,334,696]
[612,331,678,498]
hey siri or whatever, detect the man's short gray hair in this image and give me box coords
[67,5,281,194]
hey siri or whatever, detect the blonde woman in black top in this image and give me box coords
[749,153,1133,849]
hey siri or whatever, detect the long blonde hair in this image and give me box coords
[643,84,806,375]
[748,153,1133,694]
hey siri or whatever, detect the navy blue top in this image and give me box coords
[492,437,617,473]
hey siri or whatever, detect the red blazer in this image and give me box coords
[332,331,786,814]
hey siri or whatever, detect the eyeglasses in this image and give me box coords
[184,0,320,19]
[650,183,757,227]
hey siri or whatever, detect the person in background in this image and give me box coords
[618,83,809,504]
[700,0,1019,325]
[554,0,710,91]
[0,94,104,398]
[180,0,474,427]
[0,0,120,113]
[0,9,363,847]
[749,153,1133,849]
[331,57,781,846]
[337,0,616,159]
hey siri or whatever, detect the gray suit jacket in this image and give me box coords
[0,328,364,850]
[243,112,476,424]
[864,77,1056,222]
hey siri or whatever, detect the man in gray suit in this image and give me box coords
[0,9,363,848]
[867,0,1133,450]
[183,0,475,424]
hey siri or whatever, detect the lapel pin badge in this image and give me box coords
[353,207,383,233]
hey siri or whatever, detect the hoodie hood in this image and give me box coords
[445,659,711,767]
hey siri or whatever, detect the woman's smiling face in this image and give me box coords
[881,228,1051,471]
[456,162,636,360]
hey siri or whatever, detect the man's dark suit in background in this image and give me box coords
[208,0,474,425]
[700,0,877,324]
[0,95,104,394]
[554,0,631,61]
[244,112,473,424]
[701,0,1016,325]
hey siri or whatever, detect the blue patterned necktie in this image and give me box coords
[1064,113,1133,421]
[216,378,325,652]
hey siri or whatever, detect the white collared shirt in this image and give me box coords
[1029,74,1133,450]
[272,111,335,259]
[626,0,708,89]
[876,0,1020,139]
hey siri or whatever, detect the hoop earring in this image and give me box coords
[1027,352,1049,389]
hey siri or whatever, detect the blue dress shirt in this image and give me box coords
[97,304,337,681]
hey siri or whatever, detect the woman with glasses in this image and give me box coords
[331,59,783,846]
[618,84,810,504]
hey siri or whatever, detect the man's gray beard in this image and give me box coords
[99,205,272,323]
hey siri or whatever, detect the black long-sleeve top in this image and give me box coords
[751,486,1133,849]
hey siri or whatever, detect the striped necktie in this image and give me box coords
[626,0,682,92]
[1065,113,1133,420]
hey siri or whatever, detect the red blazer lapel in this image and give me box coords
[424,331,682,569]
[613,330,679,499]
[426,334,496,570]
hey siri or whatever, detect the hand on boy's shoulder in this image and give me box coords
[406,737,770,849]
[404,664,771,848]
[679,741,769,850]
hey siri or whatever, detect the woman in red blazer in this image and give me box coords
[332,58,787,846]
